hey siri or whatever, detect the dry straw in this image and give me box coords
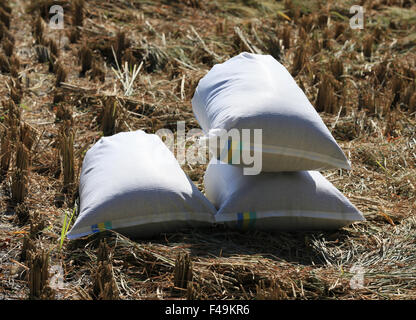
[0,51,9,72]
[315,76,336,114]
[173,252,193,291]
[101,97,119,136]
[0,129,11,178]
[91,240,120,300]
[55,61,67,87]
[32,15,44,44]
[79,44,93,77]
[59,122,75,193]
[11,142,30,204]
[0,6,10,28]
[28,249,55,300]
[72,0,84,27]
[2,35,13,56]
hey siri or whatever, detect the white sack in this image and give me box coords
[192,52,351,172]
[67,130,216,240]
[204,159,365,231]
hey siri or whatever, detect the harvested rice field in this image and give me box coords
[0,0,415,301]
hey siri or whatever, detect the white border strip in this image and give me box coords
[215,210,365,223]
[67,211,214,240]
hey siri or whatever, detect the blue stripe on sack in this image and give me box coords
[237,212,244,229]
[91,221,112,233]
[91,224,99,233]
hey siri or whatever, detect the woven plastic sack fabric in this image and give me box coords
[204,159,365,231]
[192,52,351,172]
[67,130,217,240]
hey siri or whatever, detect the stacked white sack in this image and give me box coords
[192,52,351,172]
[204,159,365,231]
[194,53,364,231]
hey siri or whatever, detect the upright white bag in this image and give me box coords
[204,159,365,231]
[192,52,350,172]
[67,130,217,240]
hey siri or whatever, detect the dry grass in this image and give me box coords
[32,15,44,45]
[0,51,9,73]
[28,249,55,300]
[0,6,10,29]
[173,252,193,291]
[14,202,30,226]
[68,27,80,44]
[2,35,13,56]
[72,0,84,27]
[78,44,93,77]
[0,0,415,301]
[11,142,30,204]
[34,44,49,63]
[89,62,106,83]
[59,122,75,194]
[48,39,59,58]
[315,76,337,114]
[54,61,67,87]
[89,239,119,300]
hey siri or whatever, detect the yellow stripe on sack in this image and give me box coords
[243,212,251,230]
[227,140,233,164]
[98,222,105,231]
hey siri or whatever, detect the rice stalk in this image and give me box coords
[291,44,307,77]
[91,240,120,300]
[363,35,373,59]
[315,76,337,114]
[0,6,10,28]
[28,249,55,300]
[48,39,59,58]
[20,122,36,151]
[173,252,193,291]
[11,142,30,204]
[0,129,11,177]
[101,97,119,136]
[34,44,50,63]
[72,0,84,27]
[79,44,93,77]
[59,122,75,193]
[14,202,30,226]
[32,15,44,44]
[55,61,67,87]
[2,35,13,56]
[0,51,9,72]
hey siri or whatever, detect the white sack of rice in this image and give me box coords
[67,130,216,239]
[192,52,350,172]
[204,158,364,231]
